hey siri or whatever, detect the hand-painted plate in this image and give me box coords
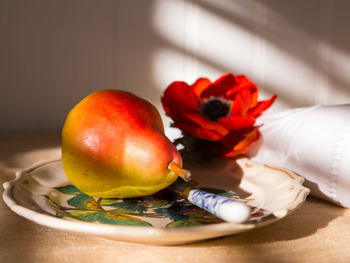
[3,158,309,245]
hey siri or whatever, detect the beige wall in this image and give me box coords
[1,0,350,132]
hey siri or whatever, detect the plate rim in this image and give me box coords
[2,158,310,244]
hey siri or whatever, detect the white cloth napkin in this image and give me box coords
[249,104,350,207]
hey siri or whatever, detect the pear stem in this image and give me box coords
[168,162,192,182]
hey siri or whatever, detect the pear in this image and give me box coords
[61,90,190,198]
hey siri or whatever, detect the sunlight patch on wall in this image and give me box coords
[151,0,317,108]
[152,0,350,109]
[151,47,221,90]
[152,0,254,76]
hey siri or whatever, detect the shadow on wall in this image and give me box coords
[1,0,350,132]
[0,0,162,132]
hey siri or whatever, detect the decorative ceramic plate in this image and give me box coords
[3,158,309,245]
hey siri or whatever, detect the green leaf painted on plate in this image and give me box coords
[190,216,223,224]
[155,205,188,221]
[99,198,120,206]
[69,210,102,222]
[141,200,169,208]
[183,209,206,218]
[55,185,83,195]
[64,210,152,226]
[166,220,202,228]
[108,208,138,214]
[109,201,147,213]
[99,211,152,226]
[67,194,101,210]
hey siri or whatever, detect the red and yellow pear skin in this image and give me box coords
[61,90,183,198]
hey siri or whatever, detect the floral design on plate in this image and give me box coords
[47,184,272,228]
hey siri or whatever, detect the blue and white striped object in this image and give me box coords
[187,189,251,223]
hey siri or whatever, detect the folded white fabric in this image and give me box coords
[249,104,350,207]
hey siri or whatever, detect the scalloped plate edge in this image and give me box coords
[2,158,310,245]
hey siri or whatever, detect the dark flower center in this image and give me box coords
[201,98,231,122]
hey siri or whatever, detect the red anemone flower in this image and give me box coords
[162,73,276,157]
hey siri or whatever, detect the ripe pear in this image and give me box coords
[61,90,190,198]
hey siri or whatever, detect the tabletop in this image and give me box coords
[1,133,350,263]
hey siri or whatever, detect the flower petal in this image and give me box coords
[248,94,277,117]
[225,75,258,109]
[201,74,259,115]
[185,112,229,138]
[175,121,225,141]
[220,127,260,157]
[200,73,236,98]
[161,81,201,116]
[192,78,211,97]
[229,87,254,116]
[218,115,256,130]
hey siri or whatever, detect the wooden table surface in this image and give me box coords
[1,133,350,263]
